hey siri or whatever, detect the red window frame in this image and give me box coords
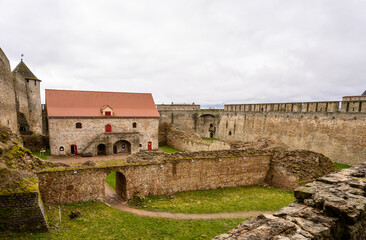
[105,124,112,132]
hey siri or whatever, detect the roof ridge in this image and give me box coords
[45,89,152,95]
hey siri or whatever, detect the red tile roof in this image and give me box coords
[46,89,160,117]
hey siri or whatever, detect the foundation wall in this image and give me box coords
[38,154,271,204]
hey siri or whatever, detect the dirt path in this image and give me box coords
[104,184,274,220]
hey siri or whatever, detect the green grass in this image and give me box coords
[32,149,51,160]
[106,172,116,190]
[129,185,295,214]
[0,200,245,240]
[334,162,352,170]
[159,145,183,153]
[201,137,218,141]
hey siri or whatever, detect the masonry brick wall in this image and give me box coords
[0,192,48,232]
[159,110,366,165]
[38,154,271,204]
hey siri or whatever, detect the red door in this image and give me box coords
[71,145,77,155]
[148,141,152,150]
[105,124,112,132]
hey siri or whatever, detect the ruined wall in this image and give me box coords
[214,163,366,240]
[159,109,366,165]
[48,117,159,155]
[166,127,230,152]
[0,48,17,133]
[0,192,48,232]
[38,154,271,204]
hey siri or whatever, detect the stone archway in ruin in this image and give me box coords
[116,172,127,200]
[198,114,218,138]
[113,140,131,154]
[106,171,127,201]
[97,144,107,155]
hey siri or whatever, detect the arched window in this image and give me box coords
[228,131,232,136]
[76,122,82,128]
[105,124,112,133]
[132,122,137,128]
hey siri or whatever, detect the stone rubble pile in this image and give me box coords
[213,163,366,240]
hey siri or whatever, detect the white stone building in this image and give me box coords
[46,89,160,156]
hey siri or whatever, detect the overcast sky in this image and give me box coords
[1,0,365,106]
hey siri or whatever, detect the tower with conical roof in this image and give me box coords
[12,59,42,134]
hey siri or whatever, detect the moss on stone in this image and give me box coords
[0,125,10,143]
[0,176,39,195]
[4,144,32,161]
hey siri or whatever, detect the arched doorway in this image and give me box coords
[105,171,127,201]
[113,140,131,154]
[116,172,127,200]
[97,144,106,155]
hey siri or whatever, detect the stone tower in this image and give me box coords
[12,60,42,134]
[0,48,18,133]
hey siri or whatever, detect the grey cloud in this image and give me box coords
[1,0,365,106]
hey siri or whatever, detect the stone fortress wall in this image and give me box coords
[158,96,366,165]
[0,48,18,133]
[12,64,43,135]
[0,49,43,135]
[38,148,335,204]
[0,192,48,232]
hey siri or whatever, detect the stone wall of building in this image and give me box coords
[0,192,48,232]
[48,117,159,155]
[13,73,30,129]
[0,48,18,133]
[24,78,42,135]
[38,154,271,204]
[159,109,366,165]
[12,62,43,135]
[214,163,366,240]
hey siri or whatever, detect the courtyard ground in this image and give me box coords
[48,153,129,164]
